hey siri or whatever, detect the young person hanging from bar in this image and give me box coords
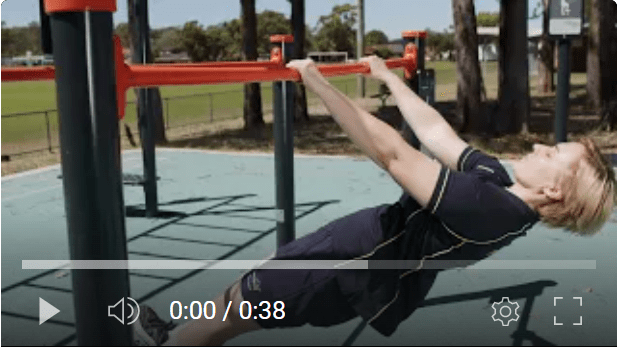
[133,56,616,346]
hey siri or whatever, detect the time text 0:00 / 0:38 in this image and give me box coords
[170,301,286,320]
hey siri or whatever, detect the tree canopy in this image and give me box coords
[2,6,359,60]
[426,29,455,55]
[1,22,43,57]
[365,29,389,46]
[177,11,294,61]
[313,4,357,56]
[476,11,500,27]
[152,27,183,55]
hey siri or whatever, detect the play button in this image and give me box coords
[39,298,60,325]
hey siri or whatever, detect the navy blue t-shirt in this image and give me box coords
[336,146,539,336]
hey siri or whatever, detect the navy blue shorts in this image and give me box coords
[240,205,388,329]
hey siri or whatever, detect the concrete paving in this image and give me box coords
[2,149,616,345]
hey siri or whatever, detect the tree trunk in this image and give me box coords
[241,0,265,138]
[587,0,616,130]
[496,0,529,135]
[538,0,554,94]
[452,0,484,133]
[291,0,310,124]
[128,0,167,144]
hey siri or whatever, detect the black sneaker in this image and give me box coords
[133,305,176,346]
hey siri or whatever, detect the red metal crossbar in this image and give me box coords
[1,66,56,82]
[1,36,417,119]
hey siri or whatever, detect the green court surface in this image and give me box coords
[1,149,616,345]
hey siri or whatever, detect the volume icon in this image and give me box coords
[108,297,140,325]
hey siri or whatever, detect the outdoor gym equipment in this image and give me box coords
[1,0,420,344]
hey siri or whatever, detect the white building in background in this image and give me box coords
[477,26,499,61]
[476,26,544,75]
[7,51,54,66]
[479,43,498,61]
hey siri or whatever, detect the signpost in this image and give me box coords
[548,0,583,142]
[549,0,583,37]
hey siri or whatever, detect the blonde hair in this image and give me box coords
[538,138,617,235]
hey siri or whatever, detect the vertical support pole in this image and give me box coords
[482,40,488,82]
[555,38,570,143]
[45,110,52,152]
[271,35,295,248]
[400,31,426,149]
[417,36,426,100]
[209,93,214,122]
[165,97,169,129]
[356,0,365,98]
[39,0,53,54]
[46,1,132,345]
[131,0,157,217]
[416,35,426,80]
[415,35,435,107]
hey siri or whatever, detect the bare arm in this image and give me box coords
[288,59,441,207]
[362,57,469,171]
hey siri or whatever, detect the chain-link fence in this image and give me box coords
[2,78,383,157]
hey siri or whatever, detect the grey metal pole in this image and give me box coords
[415,36,435,107]
[38,0,53,54]
[555,38,570,143]
[45,110,52,152]
[48,9,131,345]
[210,93,214,122]
[417,36,426,82]
[165,97,169,129]
[132,0,158,217]
[272,37,295,247]
[356,0,365,98]
[483,41,487,82]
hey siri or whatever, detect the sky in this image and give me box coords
[0,0,542,41]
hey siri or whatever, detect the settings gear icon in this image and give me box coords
[491,297,520,326]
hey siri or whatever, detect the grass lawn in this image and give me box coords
[1,71,385,150]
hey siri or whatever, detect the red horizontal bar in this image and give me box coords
[270,34,294,43]
[0,61,281,83]
[122,57,415,88]
[44,0,116,13]
[402,30,428,39]
[126,65,301,87]
[3,37,415,121]
[1,66,55,82]
[1,58,414,86]
[0,62,282,83]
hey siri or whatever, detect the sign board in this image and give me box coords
[549,0,583,37]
